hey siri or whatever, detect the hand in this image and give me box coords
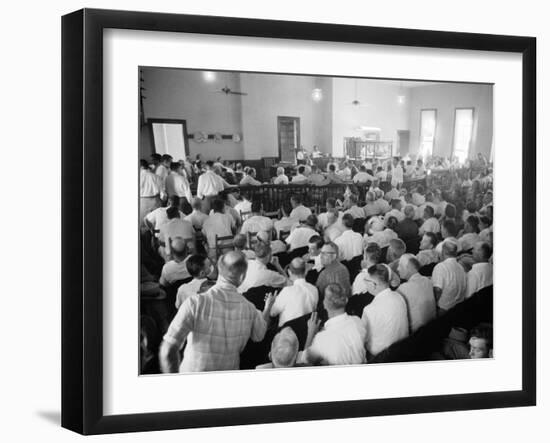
[263,291,277,310]
[271,256,280,267]
[307,312,321,336]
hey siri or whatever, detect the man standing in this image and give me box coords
[396,254,436,333]
[391,156,404,188]
[139,159,162,232]
[159,251,275,372]
[197,161,230,213]
[165,161,192,205]
[155,154,173,196]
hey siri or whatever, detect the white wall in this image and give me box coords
[408,83,493,159]
[141,68,244,160]
[331,78,410,156]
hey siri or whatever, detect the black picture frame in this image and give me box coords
[61,8,536,435]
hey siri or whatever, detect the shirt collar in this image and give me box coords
[324,312,348,328]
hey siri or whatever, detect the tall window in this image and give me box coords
[419,109,437,158]
[453,108,474,164]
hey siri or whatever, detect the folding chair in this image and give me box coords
[215,234,234,259]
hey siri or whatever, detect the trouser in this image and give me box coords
[139,196,161,232]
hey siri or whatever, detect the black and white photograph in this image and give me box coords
[138,68,494,374]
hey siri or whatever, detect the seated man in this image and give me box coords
[361,264,409,356]
[273,166,289,185]
[432,240,467,314]
[309,165,329,186]
[435,219,458,258]
[256,327,300,369]
[175,254,213,309]
[270,258,319,327]
[416,232,440,267]
[202,198,235,255]
[324,209,345,243]
[184,197,209,231]
[363,190,380,218]
[318,198,341,229]
[292,165,309,183]
[344,194,365,219]
[144,195,185,237]
[348,243,381,317]
[159,237,191,287]
[333,214,363,261]
[289,194,312,222]
[353,165,375,184]
[469,323,493,359]
[363,216,398,249]
[300,284,367,366]
[458,215,480,253]
[274,202,299,238]
[239,241,288,293]
[395,205,419,243]
[396,254,436,333]
[286,215,319,251]
[384,199,405,224]
[240,167,262,186]
[158,206,195,260]
[466,241,493,297]
[418,205,440,235]
[159,251,275,372]
[240,200,274,240]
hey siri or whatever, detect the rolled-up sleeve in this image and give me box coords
[163,296,196,347]
[249,308,267,342]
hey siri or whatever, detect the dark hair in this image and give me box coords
[309,235,324,250]
[166,206,180,219]
[150,153,161,162]
[139,159,149,168]
[170,161,180,171]
[386,216,399,231]
[297,165,305,174]
[477,241,493,260]
[480,215,492,227]
[186,255,208,277]
[365,242,382,263]
[416,185,424,194]
[326,197,336,208]
[161,154,173,162]
[444,203,457,219]
[424,205,435,218]
[466,200,478,213]
[205,160,214,168]
[211,198,225,213]
[391,199,401,209]
[342,213,354,229]
[470,323,493,349]
[367,264,391,284]
[281,201,292,216]
[290,194,302,204]
[168,195,180,208]
[442,219,458,237]
[251,200,262,213]
[305,214,318,228]
[466,215,480,233]
[424,232,438,248]
[328,164,336,172]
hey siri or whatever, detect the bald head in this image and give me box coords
[218,251,248,287]
[270,327,299,368]
[441,240,459,259]
[171,237,188,260]
[288,257,306,279]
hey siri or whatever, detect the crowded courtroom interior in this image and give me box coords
[139,68,494,373]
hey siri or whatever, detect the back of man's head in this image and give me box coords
[168,195,180,208]
[442,219,458,238]
[474,241,492,262]
[170,161,180,172]
[186,254,207,278]
[211,198,225,213]
[326,198,336,209]
[404,205,416,219]
[342,213,354,229]
[166,206,180,220]
[161,154,173,163]
[442,240,459,258]
[171,237,188,260]
[324,283,348,311]
[288,258,306,278]
[251,200,262,213]
[270,327,299,368]
[191,197,202,211]
[424,205,435,218]
[297,165,305,174]
[254,241,272,261]
[233,233,247,250]
[365,242,382,264]
[388,238,406,260]
[391,199,401,209]
[205,160,214,169]
[305,214,318,228]
[218,251,248,286]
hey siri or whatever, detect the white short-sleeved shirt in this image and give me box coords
[432,257,467,310]
[145,207,185,234]
[291,174,309,184]
[353,172,375,183]
[345,206,365,219]
[466,262,493,297]
[397,273,436,333]
[384,209,405,224]
[458,233,480,252]
[274,217,299,238]
[238,260,287,293]
[304,313,367,365]
[184,210,208,230]
[362,288,409,355]
[165,173,192,202]
[286,226,318,251]
[274,174,289,185]
[202,212,234,248]
[290,205,312,222]
[334,229,363,261]
[270,278,318,327]
[240,215,274,237]
[416,249,440,267]
[159,258,191,287]
[419,217,440,235]
[234,200,252,218]
[391,166,404,186]
[363,229,397,249]
[140,169,161,197]
[158,219,195,254]
[175,277,208,308]
[375,198,391,215]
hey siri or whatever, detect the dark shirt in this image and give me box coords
[346,292,375,318]
[395,218,419,241]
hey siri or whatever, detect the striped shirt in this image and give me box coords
[163,279,267,372]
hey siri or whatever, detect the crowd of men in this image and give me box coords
[140,152,494,373]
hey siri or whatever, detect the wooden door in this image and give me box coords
[277,116,300,163]
[397,130,410,157]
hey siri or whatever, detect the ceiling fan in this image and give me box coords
[348,79,369,107]
[215,85,248,96]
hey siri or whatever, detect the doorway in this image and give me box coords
[148,118,190,160]
[277,116,300,163]
[397,130,410,157]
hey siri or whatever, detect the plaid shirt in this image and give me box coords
[163,278,267,372]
